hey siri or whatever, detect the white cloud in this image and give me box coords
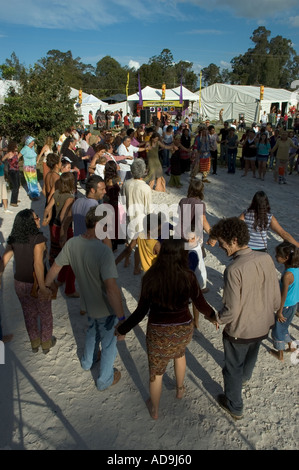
[184,29,223,35]
[220,60,231,69]
[128,60,140,70]
[289,16,299,27]
[0,0,298,30]
[179,0,298,19]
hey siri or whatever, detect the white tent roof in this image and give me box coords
[127,85,198,102]
[195,83,298,123]
[0,80,20,104]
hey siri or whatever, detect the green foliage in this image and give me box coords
[0,61,77,148]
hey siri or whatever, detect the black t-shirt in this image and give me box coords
[11,232,47,283]
[219,128,229,142]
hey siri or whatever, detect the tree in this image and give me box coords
[95,56,128,96]
[201,63,222,86]
[0,61,78,147]
[228,27,298,88]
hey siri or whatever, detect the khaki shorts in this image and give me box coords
[0,175,7,200]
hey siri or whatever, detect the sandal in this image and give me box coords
[176,385,185,399]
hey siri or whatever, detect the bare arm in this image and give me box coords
[104,278,125,320]
[0,246,14,287]
[42,197,55,226]
[33,242,47,290]
[276,271,293,322]
[270,216,299,248]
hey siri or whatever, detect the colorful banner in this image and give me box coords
[143,100,182,107]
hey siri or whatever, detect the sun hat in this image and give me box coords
[25,136,35,145]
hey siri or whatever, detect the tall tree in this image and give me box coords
[201,63,222,86]
[0,61,77,147]
[95,56,128,97]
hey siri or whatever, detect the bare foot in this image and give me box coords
[269,349,283,361]
[146,398,158,420]
[285,347,297,353]
[133,268,141,275]
[176,385,185,399]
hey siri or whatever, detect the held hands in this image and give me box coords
[206,237,217,247]
[276,311,287,323]
[114,320,126,341]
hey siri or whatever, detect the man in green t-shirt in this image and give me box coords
[44,206,126,390]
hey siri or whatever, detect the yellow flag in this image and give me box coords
[126,73,130,97]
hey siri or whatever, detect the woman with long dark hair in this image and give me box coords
[115,238,215,420]
[42,172,78,297]
[0,209,56,353]
[239,191,299,251]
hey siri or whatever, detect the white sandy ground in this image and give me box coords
[0,165,298,451]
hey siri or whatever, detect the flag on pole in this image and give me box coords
[138,73,143,106]
[126,72,129,97]
[179,67,183,104]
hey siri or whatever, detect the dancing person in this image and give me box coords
[37,136,54,183]
[239,191,299,251]
[271,130,298,184]
[256,132,271,181]
[270,242,299,361]
[241,130,257,178]
[0,156,13,214]
[42,153,61,203]
[191,126,211,182]
[208,125,219,175]
[226,127,239,174]
[178,178,216,256]
[44,206,125,390]
[2,141,21,207]
[185,228,207,329]
[179,127,192,174]
[115,238,216,420]
[42,172,78,297]
[218,121,229,165]
[144,132,174,192]
[168,135,183,188]
[0,209,56,353]
[19,136,40,200]
[209,217,281,419]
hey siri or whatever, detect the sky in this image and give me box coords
[0,0,298,88]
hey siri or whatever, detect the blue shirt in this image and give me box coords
[21,145,37,166]
[283,267,299,307]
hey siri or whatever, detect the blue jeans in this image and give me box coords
[271,305,297,350]
[81,315,118,390]
[227,149,237,173]
[162,149,170,168]
[222,336,261,415]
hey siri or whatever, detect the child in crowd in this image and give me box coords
[115,213,162,275]
[94,155,107,179]
[185,229,208,329]
[270,242,299,361]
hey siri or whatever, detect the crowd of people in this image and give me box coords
[0,111,298,422]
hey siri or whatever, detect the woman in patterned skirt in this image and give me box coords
[0,209,56,353]
[115,238,216,420]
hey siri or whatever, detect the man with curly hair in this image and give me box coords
[209,217,280,420]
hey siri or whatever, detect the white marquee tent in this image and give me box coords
[195,83,298,124]
[127,85,199,105]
